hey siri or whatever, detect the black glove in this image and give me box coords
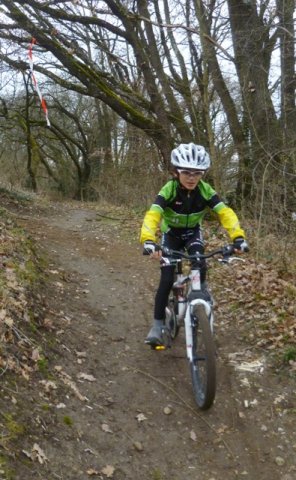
[143,240,160,255]
[233,237,249,253]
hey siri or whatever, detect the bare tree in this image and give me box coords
[0,0,295,213]
[0,0,206,163]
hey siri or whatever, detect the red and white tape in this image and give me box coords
[28,38,51,127]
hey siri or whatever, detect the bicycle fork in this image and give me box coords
[184,299,213,362]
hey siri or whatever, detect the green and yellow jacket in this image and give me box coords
[140,179,245,243]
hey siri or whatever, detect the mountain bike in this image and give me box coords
[150,244,239,410]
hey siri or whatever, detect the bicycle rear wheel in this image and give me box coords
[189,304,216,410]
[165,293,180,340]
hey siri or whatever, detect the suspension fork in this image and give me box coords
[184,299,213,362]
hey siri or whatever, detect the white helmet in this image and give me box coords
[171,143,210,170]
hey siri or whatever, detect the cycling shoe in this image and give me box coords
[145,321,170,346]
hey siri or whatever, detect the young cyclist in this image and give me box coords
[140,143,249,346]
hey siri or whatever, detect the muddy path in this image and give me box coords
[8,201,296,480]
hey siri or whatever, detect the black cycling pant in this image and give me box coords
[154,228,206,321]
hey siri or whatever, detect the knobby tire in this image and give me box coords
[166,293,180,340]
[190,304,216,410]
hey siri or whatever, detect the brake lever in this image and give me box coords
[229,256,246,263]
[219,256,246,264]
[160,257,171,265]
[218,256,231,264]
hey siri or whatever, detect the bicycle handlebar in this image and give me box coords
[161,244,235,260]
[143,243,238,263]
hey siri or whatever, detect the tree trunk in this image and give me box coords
[194,0,250,204]
[277,0,296,146]
[227,0,281,159]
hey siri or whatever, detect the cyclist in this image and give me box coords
[140,143,249,346]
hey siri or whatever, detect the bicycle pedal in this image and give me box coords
[153,345,167,351]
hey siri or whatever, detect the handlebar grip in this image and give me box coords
[161,246,172,256]
[224,244,235,255]
[143,244,162,255]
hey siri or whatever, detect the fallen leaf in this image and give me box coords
[101,465,115,478]
[84,448,95,455]
[87,468,100,476]
[31,348,40,361]
[49,269,59,274]
[76,351,87,358]
[133,441,144,451]
[39,380,58,392]
[23,444,48,464]
[42,318,54,329]
[135,413,147,422]
[235,359,265,373]
[77,372,96,382]
[4,317,14,327]
[101,423,113,433]
[163,406,173,415]
[58,372,88,401]
[216,424,228,434]
[22,449,33,460]
[32,443,48,464]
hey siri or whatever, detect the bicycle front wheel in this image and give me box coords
[189,304,216,410]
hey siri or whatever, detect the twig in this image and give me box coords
[135,368,235,459]
[137,15,235,62]
[95,212,122,221]
[203,34,235,62]
[1,384,19,395]
[95,212,137,222]
[12,325,35,346]
[0,361,9,377]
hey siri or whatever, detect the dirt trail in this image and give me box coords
[8,201,296,480]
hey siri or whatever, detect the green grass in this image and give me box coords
[0,455,15,480]
[37,357,48,374]
[63,416,73,427]
[2,414,25,439]
[151,469,164,480]
[283,346,296,364]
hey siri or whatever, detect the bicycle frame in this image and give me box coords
[165,255,213,361]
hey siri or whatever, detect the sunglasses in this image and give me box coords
[177,169,204,177]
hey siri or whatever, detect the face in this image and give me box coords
[177,169,204,190]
